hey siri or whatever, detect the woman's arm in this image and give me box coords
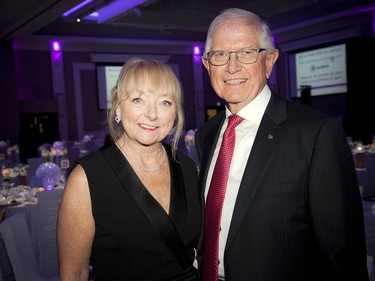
[57,165,95,281]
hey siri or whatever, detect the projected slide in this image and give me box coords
[97,65,122,109]
[293,44,347,97]
[104,66,122,107]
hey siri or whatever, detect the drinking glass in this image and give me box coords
[1,183,10,200]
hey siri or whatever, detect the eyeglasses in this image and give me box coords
[206,48,267,66]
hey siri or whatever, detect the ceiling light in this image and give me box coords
[83,0,149,24]
[62,0,93,17]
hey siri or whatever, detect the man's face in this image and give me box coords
[202,20,278,114]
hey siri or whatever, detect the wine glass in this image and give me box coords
[1,183,10,200]
[9,178,15,188]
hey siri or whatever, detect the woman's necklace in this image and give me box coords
[117,144,166,172]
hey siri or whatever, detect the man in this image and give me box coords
[195,8,368,281]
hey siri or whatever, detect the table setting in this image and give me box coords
[0,185,39,220]
[1,185,39,204]
[1,164,36,211]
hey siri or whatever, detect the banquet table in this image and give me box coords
[0,200,39,281]
[1,188,62,278]
[5,201,40,257]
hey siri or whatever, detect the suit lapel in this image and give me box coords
[225,94,288,251]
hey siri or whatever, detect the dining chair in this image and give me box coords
[0,213,59,281]
[37,189,63,278]
[0,235,14,281]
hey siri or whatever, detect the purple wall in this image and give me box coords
[15,49,53,101]
[0,41,19,143]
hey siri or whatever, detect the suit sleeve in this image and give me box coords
[308,117,369,280]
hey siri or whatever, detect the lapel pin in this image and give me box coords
[268,134,274,140]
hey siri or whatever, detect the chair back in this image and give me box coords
[37,189,63,277]
[0,235,14,280]
[0,213,44,281]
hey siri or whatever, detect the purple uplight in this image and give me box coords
[193,55,201,64]
[193,46,202,64]
[52,52,62,63]
[51,41,61,52]
[51,41,62,62]
[193,45,201,55]
[271,35,276,46]
[63,0,93,17]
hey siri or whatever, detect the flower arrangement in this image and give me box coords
[50,141,67,157]
[38,141,67,162]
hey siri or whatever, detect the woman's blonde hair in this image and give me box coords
[107,57,184,158]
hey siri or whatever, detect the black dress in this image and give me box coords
[77,142,201,281]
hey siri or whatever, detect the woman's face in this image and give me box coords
[116,86,176,147]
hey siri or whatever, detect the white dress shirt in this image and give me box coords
[204,85,271,279]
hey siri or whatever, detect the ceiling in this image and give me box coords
[1,0,375,43]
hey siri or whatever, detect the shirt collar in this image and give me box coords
[225,84,271,125]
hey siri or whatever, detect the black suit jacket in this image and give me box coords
[195,93,368,281]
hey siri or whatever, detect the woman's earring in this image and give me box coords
[115,116,121,123]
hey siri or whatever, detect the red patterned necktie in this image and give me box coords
[202,114,244,281]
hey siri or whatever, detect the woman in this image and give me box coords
[57,58,201,281]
